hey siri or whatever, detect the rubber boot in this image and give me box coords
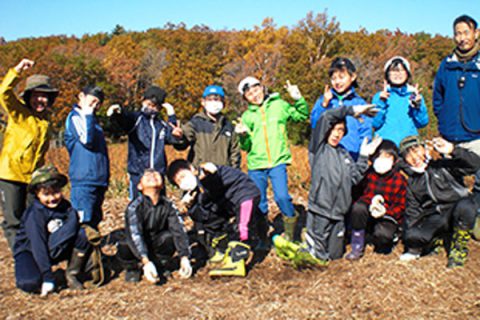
[447,228,471,268]
[345,229,365,260]
[273,235,328,268]
[66,248,88,289]
[209,241,250,277]
[473,215,480,241]
[282,214,298,242]
[209,234,228,264]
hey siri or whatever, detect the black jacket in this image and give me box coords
[125,194,190,259]
[402,147,480,228]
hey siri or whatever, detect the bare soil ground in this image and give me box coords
[1,145,480,319]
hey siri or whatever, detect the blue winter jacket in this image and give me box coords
[372,85,429,146]
[14,199,80,283]
[310,88,373,160]
[64,106,110,187]
[433,52,480,142]
[111,111,178,176]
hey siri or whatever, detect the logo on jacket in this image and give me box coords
[225,131,232,137]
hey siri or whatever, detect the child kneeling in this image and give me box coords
[167,160,261,277]
[14,165,91,296]
[345,140,407,260]
[117,169,192,283]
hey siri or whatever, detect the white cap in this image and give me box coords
[238,76,261,95]
[384,56,411,75]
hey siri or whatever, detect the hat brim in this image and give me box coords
[28,173,68,193]
[21,87,60,98]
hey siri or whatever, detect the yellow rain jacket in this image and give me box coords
[0,69,50,184]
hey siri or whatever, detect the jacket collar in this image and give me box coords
[247,92,281,111]
[332,88,357,101]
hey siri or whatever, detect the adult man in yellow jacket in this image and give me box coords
[0,58,59,250]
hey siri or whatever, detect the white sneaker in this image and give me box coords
[400,252,420,261]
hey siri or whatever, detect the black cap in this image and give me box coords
[143,86,167,106]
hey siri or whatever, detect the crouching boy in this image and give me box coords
[117,169,192,283]
[14,165,91,296]
[399,136,480,268]
[306,104,379,263]
[167,160,261,277]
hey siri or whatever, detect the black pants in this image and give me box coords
[404,197,477,250]
[350,201,399,252]
[0,179,29,251]
[117,231,176,271]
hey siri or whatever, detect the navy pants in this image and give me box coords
[15,228,90,293]
[71,186,107,228]
[248,164,295,217]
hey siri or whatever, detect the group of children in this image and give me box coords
[1,52,479,297]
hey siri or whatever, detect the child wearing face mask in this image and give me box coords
[107,86,182,200]
[64,86,108,228]
[345,140,407,260]
[167,159,261,277]
[174,85,241,168]
[310,57,373,160]
[398,135,480,268]
[372,56,429,146]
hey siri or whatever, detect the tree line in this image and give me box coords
[0,11,452,144]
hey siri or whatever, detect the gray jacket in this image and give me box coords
[308,106,369,220]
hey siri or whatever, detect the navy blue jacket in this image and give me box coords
[64,106,110,187]
[433,52,480,142]
[14,199,80,282]
[111,110,178,176]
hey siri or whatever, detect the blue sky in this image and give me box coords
[2,0,479,41]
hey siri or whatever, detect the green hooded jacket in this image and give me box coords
[239,93,308,170]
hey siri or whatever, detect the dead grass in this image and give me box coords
[1,144,479,319]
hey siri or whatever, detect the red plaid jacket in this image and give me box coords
[357,168,407,223]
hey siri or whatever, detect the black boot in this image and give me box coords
[66,248,88,289]
[255,214,270,251]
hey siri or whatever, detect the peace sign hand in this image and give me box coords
[169,121,183,139]
[379,80,390,101]
[322,85,333,107]
[285,80,302,100]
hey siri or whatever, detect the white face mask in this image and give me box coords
[179,172,198,191]
[204,101,223,115]
[373,157,394,175]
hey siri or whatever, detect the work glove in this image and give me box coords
[352,104,379,118]
[360,136,383,157]
[40,281,55,297]
[369,194,386,219]
[142,261,159,283]
[107,104,121,117]
[285,80,302,100]
[178,256,192,279]
[432,137,454,156]
[162,103,176,116]
[200,162,217,175]
[47,219,63,234]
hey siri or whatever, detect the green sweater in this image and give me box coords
[239,93,308,170]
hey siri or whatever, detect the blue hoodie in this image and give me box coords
[310,88,373,160]
[372,84,429,146]
[433,52,480,142]
[64,105,110,187]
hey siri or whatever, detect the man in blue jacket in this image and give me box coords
[64,86,109,228]
[433,15,480,235]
